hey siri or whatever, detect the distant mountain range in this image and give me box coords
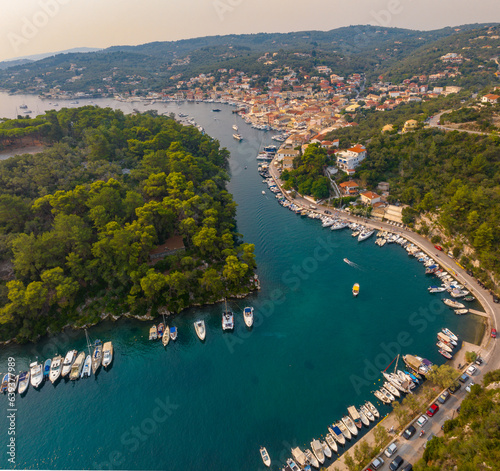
[0,47,101,70]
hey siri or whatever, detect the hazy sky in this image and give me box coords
[1,0,499,62]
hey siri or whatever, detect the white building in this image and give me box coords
[336,144,367,174]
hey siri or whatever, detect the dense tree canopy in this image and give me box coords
[0,107,256,341]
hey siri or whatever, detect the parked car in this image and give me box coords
[416,415,428,427]
[384,443,398,458]
[459,373,470,383]
[492,328,497,338]
[465,381,476,393]
[402,464,413,471]
[426,403,439,417]
[448,381,461,394]
[368,456,385,470]
[475,357,483,365]
[466,365,477,376]
[438,391,450,404]
[390,455,404,471]
[403,425,416,440]
[434,245,443,251]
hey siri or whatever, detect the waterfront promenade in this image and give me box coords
[268,159,500,470]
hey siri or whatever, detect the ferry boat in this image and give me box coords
[30,361,43,388]
[352,283,360,297]
[233,133,243,141]
[149,325,158,340]
[169,326,178,341]
[43,359,52,381]
[102,342,113,368]
[18,371,29,394]
[222,301,234,331]
[91,340,102,374]
[70,352,85,380]
[311,439,325,464]
[243,306,254,327]
[259,447,271,467]
[61,350,77,377]
[328,424,346,445]
[49,355,62,383]
[194,320,206,341]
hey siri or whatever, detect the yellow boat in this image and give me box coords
[352,283,360,297]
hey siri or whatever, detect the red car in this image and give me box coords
[426,403,439,417]
[434,245,443,251]
[492,328,497,339]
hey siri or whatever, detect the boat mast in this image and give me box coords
[393,354,399,374]
[85,329,92,356]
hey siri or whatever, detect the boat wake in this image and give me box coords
[344,258,361,269]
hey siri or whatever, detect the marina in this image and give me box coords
[0,97,488,471]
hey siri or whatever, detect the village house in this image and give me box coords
[360,191,381,205]
[339,180,360,196]
[402,119,418,133]
[481,93,500,104]
[336,144,367,174]
[276,145,300,163]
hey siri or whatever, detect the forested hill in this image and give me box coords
[0,24,493,94]
[0,108,256,342]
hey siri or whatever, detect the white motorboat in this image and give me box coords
[70,351,85,380]
[438,331,457,346]
[328,424,346,445]
[358,407,370,426]
[29,361,43,388]
[336,420,352,441]
[291,447,307,467]
[352,283,360,297]
[383,381,401,397]
[321,440,332,459]
[428,287,446,293]
[49,355,62,383]
[194,320,206,341]
[365,400,380,418]
[232,124,238,131]
[374,389,391,404]
[437,341,453,353]
[149,325,158,340]
[360,404,375,422]
[259,447,271,467]
[358,230,375,242]
[243,306,254,328]
[233,133,242,141]
[304,449,319,469]
[162,325,170,346]
[102,342,113,368]
[286,458,301,471]
[311,439,325,464]
[325,433,338,453]
[331,222,348,230]
[18,371,29,394]
[342,415,358,436]
[442,328,458,342]
[82,355,92,378]
[455,308,469,315]
[380,387,396,402]
[61,350,77,377]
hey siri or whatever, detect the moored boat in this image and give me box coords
[194,320,206,341]
[403,354,429,375]
[162,326,170,346]
[82,355,92,378]
[91,340,102,374]
[69,351,85,380]
[380,387,395,402]
[286,458,301,471]
[102,342,113,368]
[291,447,307,467]
[243,306,254,327]
[360,404,375,422]
[1,373,9,393]
[374,389,391,404]
[149,325,158,340]
[169,326,178,341]
[49,355,62,383]
[157,323,165,338]
[325,433,338,453]
[222,301,234,331]
[437,341,453,353]
[233,133,243,141]
[336,420,352,441]
[442,328,458,342]
[328,424,346,445]
[383,381,401,397]
[311,439,325,464]
[352,283,360,297]
[321,440,332,459]
[358,407,370,426]
[443,298,466,309]
[438,331,457,346]
[348,405,362,429]
[455,308,469,315]
[18,371,30,394]
[43,359,52,381]
[439,349,453,359]
[365,401,380,418]
[260,447,271,468]
[61,350,77,377]
[304,449,319,469]
[30,361,43,388]
[358,230,375,242]
[342,415,358,436]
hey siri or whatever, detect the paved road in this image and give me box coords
[268,160,500,469]
[428,110,492,136]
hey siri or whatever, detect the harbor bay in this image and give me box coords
[0,95,486,470]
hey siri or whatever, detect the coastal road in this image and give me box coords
[268,160,500,469]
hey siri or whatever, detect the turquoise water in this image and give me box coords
[0,97,484,470]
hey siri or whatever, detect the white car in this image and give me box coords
[416,415,428,427]
[465,381,475,393]
[466,365,477,376]
[384,443,398,458]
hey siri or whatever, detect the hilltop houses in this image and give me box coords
[336,144,367,175]
[481,93,500,104]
